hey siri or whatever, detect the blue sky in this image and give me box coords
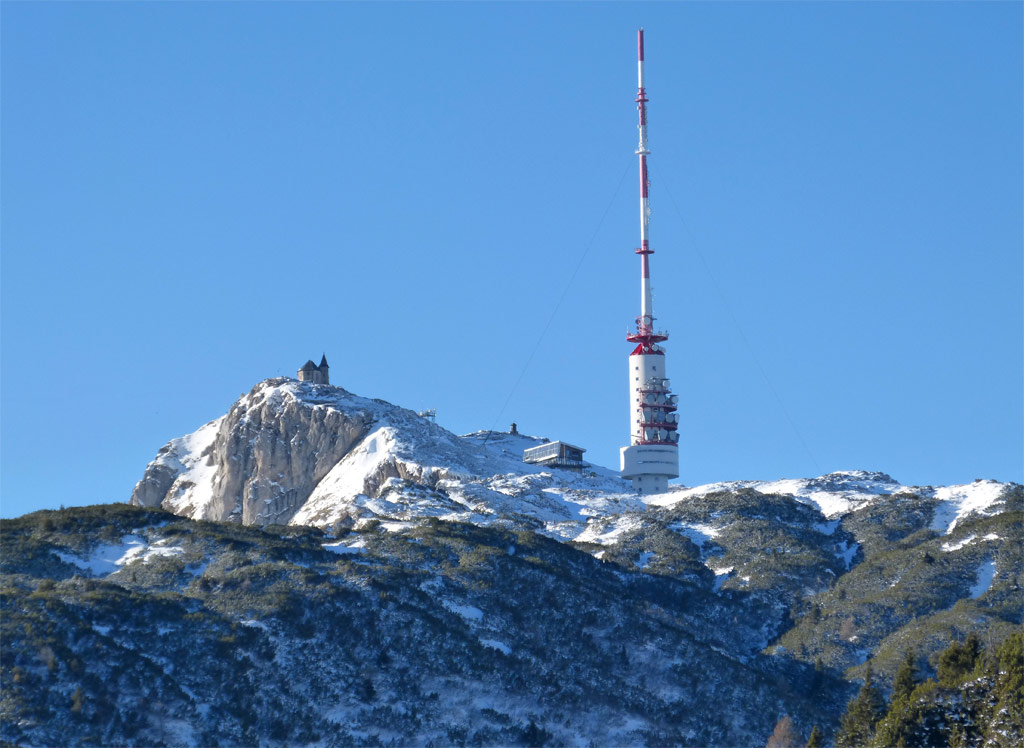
[2,2,1021,518]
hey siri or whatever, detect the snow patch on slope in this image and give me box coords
[292,426,396,527]
[671,522,721,548]
[929,481,1007,535]
[941,533,1000,552]
[56,536,184,576]
[837,540,860,570]
[479,638,511,655]
[155,417,225,517]
[575,515,645,545]
[711,566,734,592]
[442,601,484,621]
[970,560,997,599]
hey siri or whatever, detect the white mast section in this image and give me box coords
[637,29,653,327]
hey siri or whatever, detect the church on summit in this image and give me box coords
[297,354,330,385]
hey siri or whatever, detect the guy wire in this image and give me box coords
[656,167,822,475]
[482,157,634,445]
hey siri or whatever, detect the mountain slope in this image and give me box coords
[127,377,1021,673]
[2,505,847,748]
[4,494,1019,747]
[5,377,1013,746]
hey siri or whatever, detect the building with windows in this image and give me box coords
[523,441,587,471]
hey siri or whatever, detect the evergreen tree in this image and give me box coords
[836,663,886,748]
[806,725,824,748]
[357,676,376,703]
[810,658,826,692]
[995,630,1024,733]
[522,719,553,747]
[937,632,982,686]
[871,631,1023,748]
[871,650,926,748]
[892,650,920,703]
[870,681,937,748]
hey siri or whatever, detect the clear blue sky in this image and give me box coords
[2,2,1021,518]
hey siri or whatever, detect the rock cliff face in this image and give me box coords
[131,379,375,525]
[130,377,634,532]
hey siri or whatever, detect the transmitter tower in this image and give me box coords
[619,29,680,494]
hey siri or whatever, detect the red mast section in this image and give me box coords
[626,28,668,356]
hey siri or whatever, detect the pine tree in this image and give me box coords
[806,725,824,748]
[868,632,1024,748]
[892,650,920,703]
[836,663,886,747]
[937,632,982,686]
[522,719,553,747]
[995,631,1024,733]
[357,676,375,703]
[810,658,826,691]
[869,649,925,747]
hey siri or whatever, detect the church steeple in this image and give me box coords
[297,353,330,385]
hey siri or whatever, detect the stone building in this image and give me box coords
[297,354,330,384]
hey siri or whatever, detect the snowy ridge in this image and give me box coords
[648,471,905,516]
[648,471,1012,536]
[133,379,1016,545]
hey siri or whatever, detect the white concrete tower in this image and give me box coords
[620,29,680,495]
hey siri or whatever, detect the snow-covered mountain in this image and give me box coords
[131,378,1011,542]
[131,378,637,531]
[5,376,1020,747]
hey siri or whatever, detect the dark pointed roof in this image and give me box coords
[300,360,317,371]
[319,354,329,368]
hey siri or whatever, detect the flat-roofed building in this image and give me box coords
[523,441,586,471]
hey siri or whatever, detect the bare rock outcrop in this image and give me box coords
[129,376,628,531]
[131,378,374,524]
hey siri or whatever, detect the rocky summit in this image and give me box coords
[2,378,1021,747]
[129,377,643,533]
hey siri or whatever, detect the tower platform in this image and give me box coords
[620,444,678,494]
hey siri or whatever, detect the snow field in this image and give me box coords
[55,535,185,577]
[442,601,485,621]
[670,522,721,550]
[970,559,997,599]
[479,638,511,655]
[929,481,1008,535]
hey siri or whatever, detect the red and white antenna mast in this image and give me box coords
[620,29,681,495]
[635,28,656,337]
